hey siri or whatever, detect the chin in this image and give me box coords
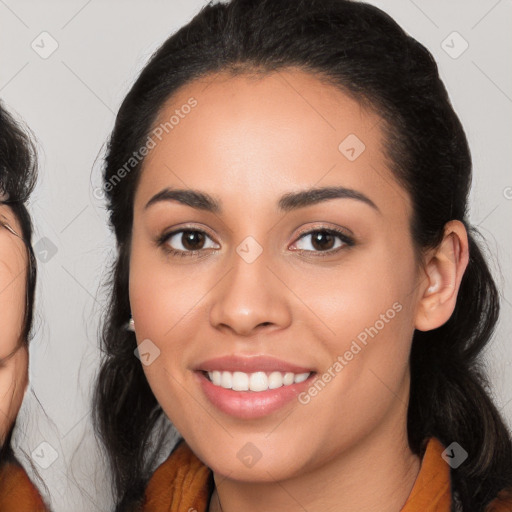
[193,436,308,483]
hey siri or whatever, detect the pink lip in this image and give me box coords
[195,355,313,374]
[196,372,315,419]
[194,355,315,420]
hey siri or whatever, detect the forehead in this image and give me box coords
[135,68,410,218]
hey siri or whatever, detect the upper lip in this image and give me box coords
[195,355,314,374]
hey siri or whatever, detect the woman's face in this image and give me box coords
[129,69,426,480]
[0,206,28,445]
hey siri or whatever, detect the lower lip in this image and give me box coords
[196,371,315,419]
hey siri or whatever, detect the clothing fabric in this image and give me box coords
[142,437,512,512]
[0,461,48,511]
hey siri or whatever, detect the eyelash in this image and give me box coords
[156,225,355,259]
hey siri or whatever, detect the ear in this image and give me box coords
[414,220,469,332]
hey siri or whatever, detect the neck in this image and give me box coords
[209,409,420,512]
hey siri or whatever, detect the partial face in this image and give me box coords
[0,206,28,445]
[129,69,423,480]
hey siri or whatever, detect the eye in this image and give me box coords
[290,227,354,256]
[157,226,354,259]
[158,228,219,257]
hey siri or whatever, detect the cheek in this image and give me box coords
[307,239,418,398]
[128,245,208,409]
[309,238,416,340]
[129,249,209,343]
[0,349,28,443]
[0,255,27,443]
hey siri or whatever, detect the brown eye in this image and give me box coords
[161,228,219,256]
[310,231,336,251]
[181,230,206,250]
[291,228,354,255]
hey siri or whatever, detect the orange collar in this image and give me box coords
[0,461,48,511]
[401,437,451,511]
[143,436,512,511]
[143,437,453,512]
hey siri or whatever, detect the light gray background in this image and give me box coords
[1,1,511,510]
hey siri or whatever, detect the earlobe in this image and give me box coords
[414,220,469,332]
[126,316,135,332]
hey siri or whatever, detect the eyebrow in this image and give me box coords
[145,186,380,214]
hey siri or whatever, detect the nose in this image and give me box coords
[208,248,292,338]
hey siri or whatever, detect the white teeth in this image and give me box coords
[221,371,232,389]
[249,372,268,392]
[283,372,294,386]
[294,372,309,383]
[268,371,284,389]
[232,371,249,391]
[207,370,311,392]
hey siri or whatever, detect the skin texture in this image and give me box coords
[0,205,28,445]
[129,69,469,512]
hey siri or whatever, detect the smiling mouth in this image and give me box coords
[204,370,313,392]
